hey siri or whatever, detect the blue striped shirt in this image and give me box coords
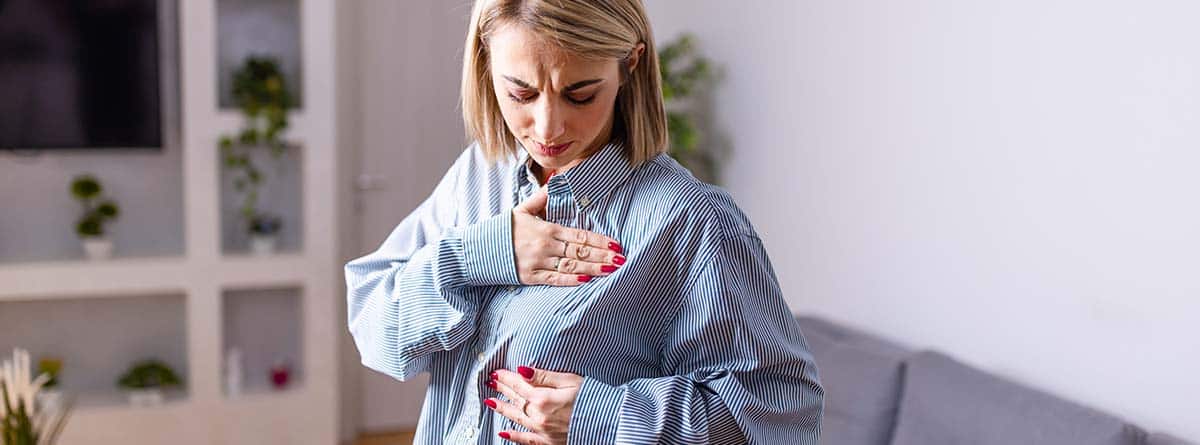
[345,141,823,444]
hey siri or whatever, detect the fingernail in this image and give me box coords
[612,255,626,266]
[486,379,497,390]
[518,366,535,380]
[490,371,498,381]
[609,242,623,253]
[485,398,498,409]
[601,265,617,273]
[577,274,591,283]
[499,432,511,440]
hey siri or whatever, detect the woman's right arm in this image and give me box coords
[345,147,519,382]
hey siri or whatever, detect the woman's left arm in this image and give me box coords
[567,233,824,445]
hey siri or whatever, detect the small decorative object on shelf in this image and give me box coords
[218,56,295,255]
[248,213,282,256]
[116,359,182,407]
[1,349,73,445]
[223,348,243,397]
[269,357,291,390]
[69,175,121,260]
[34,358,62,416]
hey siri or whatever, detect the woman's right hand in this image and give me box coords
[511,186,625,286]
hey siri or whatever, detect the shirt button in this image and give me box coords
[476,351,487,361]
[464,426,476,439]
[506,285,517,292]
[579,195,591,207]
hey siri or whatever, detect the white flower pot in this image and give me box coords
[81,237,113,260]
[127,388,164,407]
[250,234,278,255]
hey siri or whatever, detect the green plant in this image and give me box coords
[1,349,71,445]
[35,360,60,390]
[249,213,283,236]
[116,360,182,390]
[69,175,120,238]
[659,34,716,182]
[218,56,294,233]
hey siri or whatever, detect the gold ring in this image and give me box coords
[562,240,569,257]
[521,398,530,416]
[575,244,590,260]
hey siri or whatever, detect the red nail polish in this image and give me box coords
[601,265,617,273]
[486,379,497,390]
[612,255,626,265]
[609,242,623,253]
[485,398,498,409]
[518,366,535,379]
[490,371,498,381]
[499,432,511,440]
[577,274,591,283]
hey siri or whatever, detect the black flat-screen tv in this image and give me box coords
[0,0,165,150]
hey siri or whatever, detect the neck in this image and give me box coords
[533,138,609,185]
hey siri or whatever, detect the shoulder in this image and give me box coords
[632,153,758,241]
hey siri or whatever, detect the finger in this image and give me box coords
[548,256,609,276]
[514,186,549,216]
[556,241,625,267]
[494,368,538,397]
[490,372,525,412]
[552,226,622,253]
[498,430,553,445]
[530,269,590,286]
[522,365,584,390]
[486,397,533,430]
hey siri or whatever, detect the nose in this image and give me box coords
[532,97,566,143]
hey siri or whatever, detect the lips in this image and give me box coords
[534,141,572,157]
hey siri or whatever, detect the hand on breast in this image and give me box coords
[512,186,626,286]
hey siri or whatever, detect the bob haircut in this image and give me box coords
[461,0,668,166]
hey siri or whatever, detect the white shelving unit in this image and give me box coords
[0,1,341,443]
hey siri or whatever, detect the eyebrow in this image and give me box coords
[502,75,604,92]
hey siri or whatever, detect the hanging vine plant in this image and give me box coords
[217,56,293,236]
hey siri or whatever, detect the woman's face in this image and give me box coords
[488,24,639,173]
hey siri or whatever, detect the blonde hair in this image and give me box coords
[461,0,668,166]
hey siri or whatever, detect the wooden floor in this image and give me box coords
[351,430,415,445]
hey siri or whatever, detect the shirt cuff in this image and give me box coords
[460,212,521,286]
[567,376,625,445]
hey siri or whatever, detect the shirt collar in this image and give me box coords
[512,140,634,206]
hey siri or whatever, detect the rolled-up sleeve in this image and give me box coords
[568,233,824,444]
[345,147,520,382]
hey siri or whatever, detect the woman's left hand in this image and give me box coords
[487,365,584,445]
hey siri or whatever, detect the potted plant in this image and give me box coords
[116,360,182,407]
[248,212,282,255]
[69,175,120,260]
[659,34,717,183]
[33,358,62,415]
[1,349,73,445]
[218,56,293,254]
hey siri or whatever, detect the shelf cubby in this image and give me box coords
[0,293,190,410]
[220,285,304,398]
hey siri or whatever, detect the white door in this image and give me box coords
[344,0,471,435]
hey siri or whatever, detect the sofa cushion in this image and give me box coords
[1148,432,1195,445]
[890,351,1147,445]
[795,315,911,445]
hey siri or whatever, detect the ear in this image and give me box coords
[626,42,646,73]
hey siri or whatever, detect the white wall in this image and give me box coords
[646,0,1199,439]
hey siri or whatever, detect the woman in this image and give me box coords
[345,0,824,444]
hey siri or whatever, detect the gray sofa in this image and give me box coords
[794,315,1194,445]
